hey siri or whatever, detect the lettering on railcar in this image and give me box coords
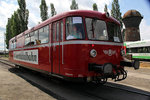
[13,49,38,64]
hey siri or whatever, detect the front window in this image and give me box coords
[85,18,122,42]
[85,18,108,40]
[66,17,85,40]
[107,22,122,42]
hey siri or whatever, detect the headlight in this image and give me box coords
[90,49,97,57]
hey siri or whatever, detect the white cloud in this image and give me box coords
[0,30,4,50]
[140,19,150,40]
[6,0,112,29]
[0,1,18,29]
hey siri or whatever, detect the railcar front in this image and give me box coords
[63,12,139,83]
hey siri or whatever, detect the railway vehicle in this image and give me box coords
[124,40,150,61]
[9,10,139,84]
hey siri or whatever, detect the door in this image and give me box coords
[52,21,62,74]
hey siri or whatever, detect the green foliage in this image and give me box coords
[5,0,29,49]
[70,0,78,10]
[104,4,108,13]
[93,3,98,11]
[5,18,12,49]
[17,0,29,32]
[11,11,21,37]
[40,0,48,21]
[50,3,57,17]
[111,0,122,28]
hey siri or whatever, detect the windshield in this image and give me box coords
[85,18,108,40]
[66,17,85,40]
[107,22,122,42]
[85,18,122,42]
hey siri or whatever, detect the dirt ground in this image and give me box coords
[140,61,150,68]
[0,64,55,100]
[0,57,150,100]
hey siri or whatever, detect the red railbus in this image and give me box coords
[9,10,139,83]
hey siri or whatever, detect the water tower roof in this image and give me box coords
[123,10,142,19]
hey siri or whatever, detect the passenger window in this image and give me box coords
[53,23,56,41]
[56,22,59,41]
[34,30,39,45]
[60,21,63,41]
[66,17,84,40]
[25,33,30,46]
[10,40,14,49]
[14,40,16,48]
[39,25,49,44]
[30,32,35,45]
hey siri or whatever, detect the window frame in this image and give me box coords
[56,22,60,41]
[106,22,123,43]
[38,25,49,44]
[60,20,63,41]
[24,33,31,46]
[85,17,108,41]
[52,23,56,42]
[65,16,85,40]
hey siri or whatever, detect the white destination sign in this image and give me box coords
[13,49,38,64]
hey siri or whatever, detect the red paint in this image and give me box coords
[9,10,124,79]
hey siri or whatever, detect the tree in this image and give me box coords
[11,11,21,37]
[5,18,12,49]
[50,3,57,17]
[10,15,15,37]
[104,4,108,13]
[40,0,48,21]
[17,0,29,32]
[111,0,122,28]
[70,0,78,10]
[93,3,98,11]
[5,0,29,49]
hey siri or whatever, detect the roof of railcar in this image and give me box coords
[10,10,120,41]
[34,10,120,30]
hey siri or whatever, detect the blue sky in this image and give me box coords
[0,0,150,50]
[119,0,150,25]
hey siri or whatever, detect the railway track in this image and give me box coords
[0,59,150,100]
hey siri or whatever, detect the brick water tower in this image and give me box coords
[122,10,143,41]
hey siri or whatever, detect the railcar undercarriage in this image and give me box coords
[88,60,139,84]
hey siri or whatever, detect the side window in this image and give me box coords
[10,40,14,49]
[14,40,16,48]
[34,30,39,45]
[66,17,84,40]
[60,21,63,41]
[56,22,59,41]
[39,25,49,44]
[53,23,56,41]
[30,32,35,45]
[25,33,30,46]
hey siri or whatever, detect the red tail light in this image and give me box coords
[124,46,126,54]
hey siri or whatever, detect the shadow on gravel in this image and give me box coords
[8,67,66,100]
[8,67,150,100]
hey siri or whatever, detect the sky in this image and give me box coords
[0,0,150,50]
